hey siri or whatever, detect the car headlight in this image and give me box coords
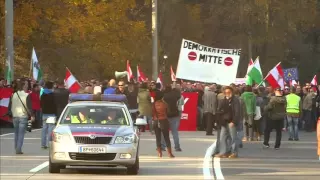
[52,133,71,143]
[114,134,135,144]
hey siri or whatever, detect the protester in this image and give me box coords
[241,85,256,141]
[163,85,182,151]
[10,81,34,154]
[115,80,128,95]
[27,84,41,128]
[103,79,116,94]
[202,85,217,136]
[234,88,247,148]
[286,87,301,141]
[40,81,57,149]
[137,82,152,133]
[152,91,174,158]
[253,88,263,141]
[53,80,70,119]
[303,86,315,132]
[215,86,240,158]
[263,87,286,150]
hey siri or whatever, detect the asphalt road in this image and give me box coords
[213,131,319,180]
[0,130,216,180]
[1,129,319,180]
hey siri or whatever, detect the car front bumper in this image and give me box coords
[50,141,138,167]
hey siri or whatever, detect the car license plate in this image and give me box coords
[79,147,106,153]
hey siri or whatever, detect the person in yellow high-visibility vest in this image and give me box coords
[286,87,302,141]
[71,111,94,124]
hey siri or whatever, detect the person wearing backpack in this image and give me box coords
[163,85,182,151]
[263,87,287,150]
[10,81,34,154]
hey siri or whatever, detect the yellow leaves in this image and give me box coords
[185,4,201,21]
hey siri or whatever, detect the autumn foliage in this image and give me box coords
[0,0,320,82]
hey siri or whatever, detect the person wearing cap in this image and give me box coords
[263,87,287,150]
[286,87,301,141]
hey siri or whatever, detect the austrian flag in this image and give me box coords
[265,62,284,89]
[65,68,81,93]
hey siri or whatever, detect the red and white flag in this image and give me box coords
[170,66,177,82]
[0,88,13,122]
[290,80,298,86]
[156,71,163,88]
[311,75,318,86]
[65,68,81,93]
[127,60,133,82]
[265,62,284,89]
[137,65,147,82]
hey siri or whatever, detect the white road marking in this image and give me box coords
[203,141,216,179]
[213,157,224,180]
[29,161,49,173]
[0,128,41,137]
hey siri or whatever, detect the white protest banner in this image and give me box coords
[176,39,241,85]
[235,78,246,85]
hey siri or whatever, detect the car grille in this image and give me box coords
[73,136,112,144]
[69,153,116,161]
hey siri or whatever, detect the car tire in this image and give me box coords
[126,156,139,175]
[49,159,60,173]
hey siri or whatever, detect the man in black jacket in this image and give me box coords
[40,81,57,149]
[263,87,286,150]
[54,80,69,119]
[163,85,182,151]
[215,86,240,158]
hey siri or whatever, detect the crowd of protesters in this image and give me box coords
[1,77,319,158]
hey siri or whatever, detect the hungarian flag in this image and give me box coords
[265,62,284,89]
[31,47,43,81]
[245,58,254,85]
[156,71,163,89]
[0,88,13,122]
[311,75,318,86]
[137,65,147,82]
[170,66,177,82]
[65,68,81,93]
[247,57,264,85]
[127,60,133,82]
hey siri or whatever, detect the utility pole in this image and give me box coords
[5,0,14,83]
[151,0,158,80]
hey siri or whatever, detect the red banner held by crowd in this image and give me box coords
[179,92,198,131]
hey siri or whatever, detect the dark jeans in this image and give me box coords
[263,120,283,148]
[153,120,171,148]
[253,120,261,134]
[32,110,42,129]
[204,112,215,134]
[303,110,313,131]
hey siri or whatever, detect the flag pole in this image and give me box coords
[29,47,33,79]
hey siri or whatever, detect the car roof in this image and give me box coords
[67,101,126,108]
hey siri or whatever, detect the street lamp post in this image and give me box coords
[152,0,158,80]
[162,55,168,72]
[5,0,14,83]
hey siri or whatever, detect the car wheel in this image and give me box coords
[49,159,60,173]
[126,156,139,175]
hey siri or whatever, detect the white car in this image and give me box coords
[49,94,140,175]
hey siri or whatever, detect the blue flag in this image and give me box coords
[283,68,298,81]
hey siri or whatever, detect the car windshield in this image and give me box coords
[60,106,130,126]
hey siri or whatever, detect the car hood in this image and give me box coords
[55,125,133,136]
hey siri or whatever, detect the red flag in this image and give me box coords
[65,68,81,93]
[170,66,177,82]
[127,60,133,82]
[0,88,14,122]
[156,71,163,88]
[137,65,147,82]
[311,75,318,86]
[265,62,284,89]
